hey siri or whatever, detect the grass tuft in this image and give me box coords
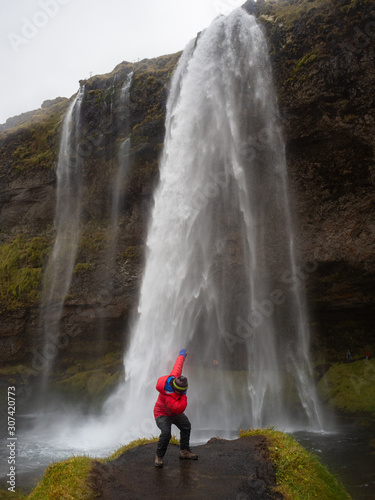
[240,428,351,499]
[0,490,28,499]
[105,435,180,462]
[27,456,93,500]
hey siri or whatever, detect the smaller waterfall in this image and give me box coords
[39,70,134,383]
[101,71,133,294]
[39,86,85,383]
[111,138,131,230]
[94,72,134,354]
[110,72,133,232]
[120,71,134,106]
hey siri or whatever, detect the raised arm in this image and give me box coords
[170,349,187,378]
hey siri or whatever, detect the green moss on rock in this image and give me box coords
[318,359,375,415]
[1,98,69,172]
[50,368,122,410]
[27,456,93,500]
[0,236,51,313]
[122,245,142,262]
[73,263,93,275]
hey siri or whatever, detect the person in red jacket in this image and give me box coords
[154,349,198,467]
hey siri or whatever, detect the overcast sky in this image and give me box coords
[0,0,245,124]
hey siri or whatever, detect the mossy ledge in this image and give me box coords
[3,432,351,499]
[318,358,375,416]
[241,429,351,499]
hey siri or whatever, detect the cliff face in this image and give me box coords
[250,0,375,356]
[0,0,374,374]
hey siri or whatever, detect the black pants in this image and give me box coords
[155,413,191,457]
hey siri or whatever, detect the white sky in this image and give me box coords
[0,0,244,124]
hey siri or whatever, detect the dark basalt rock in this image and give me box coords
[242,0,260,16]
[89,436,282,500]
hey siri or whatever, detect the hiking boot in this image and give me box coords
[154,455,163,467]
[179,449,198,460]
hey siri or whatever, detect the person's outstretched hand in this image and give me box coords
[179,348,187,358]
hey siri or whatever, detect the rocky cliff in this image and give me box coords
[0,0,374,384]
[249,0,375,358]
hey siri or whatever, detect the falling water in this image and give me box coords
[39,69,134,382]
[115,8,324,434]
[95,72,133,351]
[110,71,133,231]
[39,86,85,384]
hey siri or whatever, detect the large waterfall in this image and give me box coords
[114,8,323,435]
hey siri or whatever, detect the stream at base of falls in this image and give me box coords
[293,415,375,499]
[1,413,374,499]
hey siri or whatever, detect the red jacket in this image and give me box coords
[153,354,187,418]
